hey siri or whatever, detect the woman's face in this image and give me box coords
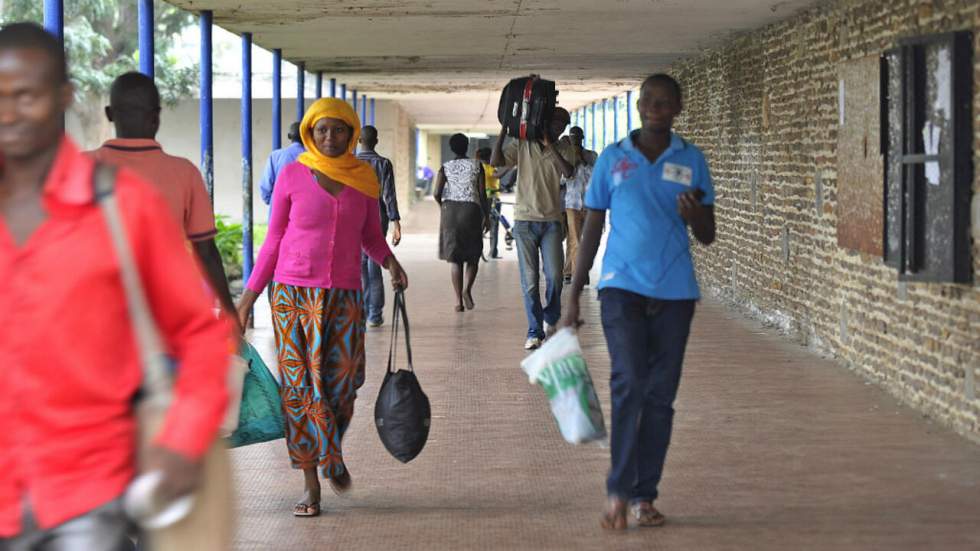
[312,117,352,157]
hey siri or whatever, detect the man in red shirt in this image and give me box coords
[88,72,239,329]
[0,23,232,549]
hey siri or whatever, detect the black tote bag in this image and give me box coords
[374,291,431,463]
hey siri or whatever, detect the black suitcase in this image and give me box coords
[497,75,558,141]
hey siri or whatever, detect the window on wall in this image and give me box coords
[881,31,973,283]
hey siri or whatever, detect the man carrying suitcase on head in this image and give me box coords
[491,106,576,351]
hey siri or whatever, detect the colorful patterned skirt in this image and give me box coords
[270,283,365,479]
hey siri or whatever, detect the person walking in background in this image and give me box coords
[0,23,232,549]
[560,74,716,530]
[259,121,304,210]
[89,72,239,329]
[434,133,488,312]
[561,125,598,284]
[235,98,408,518]
[491,107,576,350]
[476,147,503,259]
[357,125,401,327]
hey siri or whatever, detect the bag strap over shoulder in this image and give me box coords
[93,163,173,405]
[386,290,413,373]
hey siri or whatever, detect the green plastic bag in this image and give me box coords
[226,343,285,448]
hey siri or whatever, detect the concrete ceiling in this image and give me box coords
[167,0,822,131]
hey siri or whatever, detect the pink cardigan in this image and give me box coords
[246,161,392,293]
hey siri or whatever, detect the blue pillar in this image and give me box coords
[199,11,213,201]
[613,96,619,142]
[361,95,367,124]
[602,98,609,149]
[43,0,63,42]
[241,33,254,284]
[271,49,281,150]
[315,71,323,99]
[340,83,347,102]
[329,78,337,98]
[370,98,376,126]
[590,103,596,150]
[296,62,305,123]
[626,90,633,133]
[351,89,357,112]
[138,0,153,78]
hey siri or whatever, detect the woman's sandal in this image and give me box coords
[631,501,666,527]
[463,293,475,310]
[600,498,628,530]
[293,501,321,517]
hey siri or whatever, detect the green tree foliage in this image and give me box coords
[0,0,197,105]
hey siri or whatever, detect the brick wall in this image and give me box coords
[668,0,980,441]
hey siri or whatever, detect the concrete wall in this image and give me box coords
[668,0,979,441]
[70,98,416,224]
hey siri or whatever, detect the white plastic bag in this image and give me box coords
[521,328,607,444]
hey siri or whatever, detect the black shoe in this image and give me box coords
[563,275,572,284]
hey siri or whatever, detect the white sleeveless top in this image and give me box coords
[441,158,482,204]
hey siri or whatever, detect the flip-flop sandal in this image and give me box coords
[631,502,665,527]
[293,502,321,517]
[600,499,627,530]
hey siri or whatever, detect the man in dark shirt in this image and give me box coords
[357,125,401,327]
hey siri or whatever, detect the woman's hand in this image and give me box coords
[235,289,260,335]
[384,256,409,290]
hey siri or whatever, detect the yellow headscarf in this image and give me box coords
[297,98,380,199]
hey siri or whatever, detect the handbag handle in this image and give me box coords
[93,163,173,406]
[386,290,413,373]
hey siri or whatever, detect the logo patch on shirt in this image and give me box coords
[611,157,638,187]
[662,162,693,186]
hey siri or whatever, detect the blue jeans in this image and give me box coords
[599,288,696,502]
[513,220,564,339]
[361,219,389,324]
[488,199,501,257]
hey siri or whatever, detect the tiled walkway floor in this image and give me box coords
[233,198,980,550]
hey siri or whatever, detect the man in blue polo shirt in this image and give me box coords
[259,121,304,210]
[560,74,716,530]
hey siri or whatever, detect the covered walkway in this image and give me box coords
[234,199,980,550]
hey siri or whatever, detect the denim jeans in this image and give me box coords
[512,220,564,339]
[360,218,389,325]
[488,199,501,257]
[599,288,696,502]
[0,498,134,551]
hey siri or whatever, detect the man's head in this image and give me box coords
[105,72,161,139]
[475,147,491,163]
[0,23,72,161]
[359,125,378,150]
[449,133,469,157]
[287,121,301,143]
[547,107,570,142]
[568,126,584,148]
[638,73,682,134]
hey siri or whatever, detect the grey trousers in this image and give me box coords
[0,499,134,551]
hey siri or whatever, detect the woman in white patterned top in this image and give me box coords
[433,133,488,312]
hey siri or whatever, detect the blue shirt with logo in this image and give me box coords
[585,131,714,300]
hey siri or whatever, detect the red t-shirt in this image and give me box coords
[0,137,232,535]
[88,138,217,242]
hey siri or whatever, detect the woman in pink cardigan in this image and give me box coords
[236,98,408,518]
